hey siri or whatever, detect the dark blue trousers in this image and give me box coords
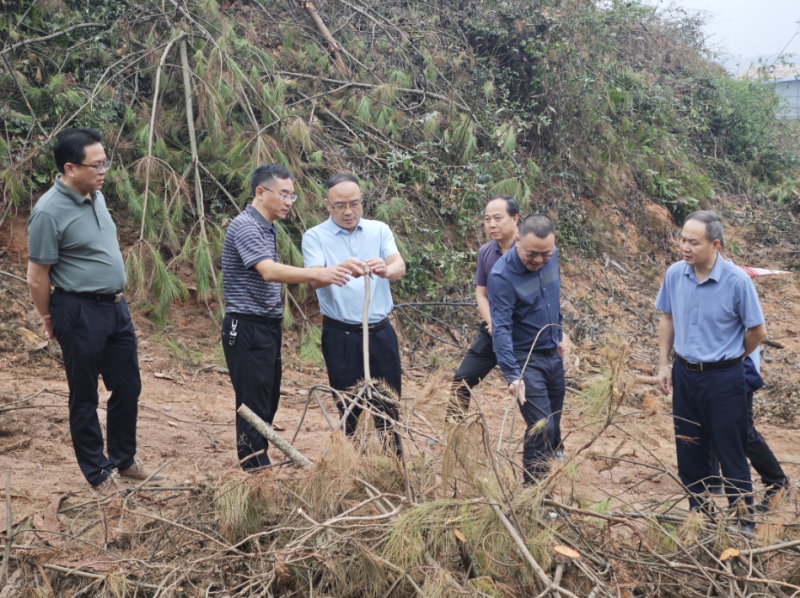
[672,359,752,511]
[321,321,402,456]
[517,351,565,483]
[51,292,141,486]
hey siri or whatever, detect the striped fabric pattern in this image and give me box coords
[221,206,283,316]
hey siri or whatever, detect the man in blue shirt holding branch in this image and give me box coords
[655,210,766,520]
[302,174,406,454]
[488,213,565,484]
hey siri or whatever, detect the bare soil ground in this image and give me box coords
[0,196,798,538]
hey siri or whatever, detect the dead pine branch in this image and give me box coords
[139,33,184,242]
[179,36,216,290]
[302,1,350,79]
[237,404,313,467]
[0,23,106,58]
[490,503,580,598]
[1,473,11,583]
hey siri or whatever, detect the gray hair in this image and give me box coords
[518,213,555,240]
[684,210,724,247]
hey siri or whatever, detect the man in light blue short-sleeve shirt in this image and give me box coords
[303,209,399,325]
[655,210,766,527]
[302,174,406,455]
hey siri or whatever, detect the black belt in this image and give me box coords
[532,347,558,356]
[227,312,283,327]
[676,355,743,372]
[54,288,123,303]
[323,315,389,333]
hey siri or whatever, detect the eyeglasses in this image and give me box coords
[522,250,553,261]
[328,199,362,212]
[260,186,298,203]
[74,159,111,173]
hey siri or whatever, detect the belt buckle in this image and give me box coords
[685,361,702,372]
[114,293,123,304]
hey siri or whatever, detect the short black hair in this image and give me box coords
[251,163,292,196]
[518,213,555,240]
[325,173,360,194]
[487,194,520,217]
[684,210,724,247]
[53,128,103,174]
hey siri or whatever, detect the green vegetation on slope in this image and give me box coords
[0,0,796,320]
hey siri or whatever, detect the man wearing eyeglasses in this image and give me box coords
[488,213,565,484]
[27,128,163,497]
[221,164,351,471]
[302,174,406,455]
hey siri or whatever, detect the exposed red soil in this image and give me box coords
[0,196,797,529]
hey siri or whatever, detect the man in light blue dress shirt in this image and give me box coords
[655,210,766,524]
[302,174,406,454]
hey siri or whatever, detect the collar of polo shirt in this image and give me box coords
[55,176,97,204]
[684,250,724,284]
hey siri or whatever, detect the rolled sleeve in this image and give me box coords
[27,212,60,265]
[738,278,765,329]
[301,229,326,267]
[488,271,520,381]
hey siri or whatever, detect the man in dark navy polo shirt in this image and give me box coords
[656,210,766,523]
[488,213,565,484]
[221,164,350,471]
[446,195,518,421]
[27,128,163,497]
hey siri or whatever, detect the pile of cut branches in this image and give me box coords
[3,338,800,597]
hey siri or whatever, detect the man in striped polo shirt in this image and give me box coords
[221,163,350,471]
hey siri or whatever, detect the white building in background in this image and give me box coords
[737,64,800,120]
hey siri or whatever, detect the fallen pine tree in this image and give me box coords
[2,337,800,597]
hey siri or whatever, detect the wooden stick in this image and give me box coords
[362,263,372,383]
[1,473,11,583]
[237,404,312,467]
[197,161,241,214]
[489,503,579,598]
[140,34,183,241]
[0,23,105,57]
[0,52,47,137]
[180,36,216,288]
[302,1,349,78]
[37,562,160,589]
[275,70,466,110]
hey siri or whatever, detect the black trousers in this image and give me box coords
[321,320,402,455]
[672,359,752,511]
[448,324,496,419]
[222,314,282,470]
[51,292,141,487]
[710,391,789,490]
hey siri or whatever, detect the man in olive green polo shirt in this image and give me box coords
[27,128,163,497]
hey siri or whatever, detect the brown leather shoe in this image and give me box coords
[118,462,166,485]
[92,476,121,498]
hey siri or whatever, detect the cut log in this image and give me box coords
[237,404,312,467]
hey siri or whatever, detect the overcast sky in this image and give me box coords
[648,0,800,72]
